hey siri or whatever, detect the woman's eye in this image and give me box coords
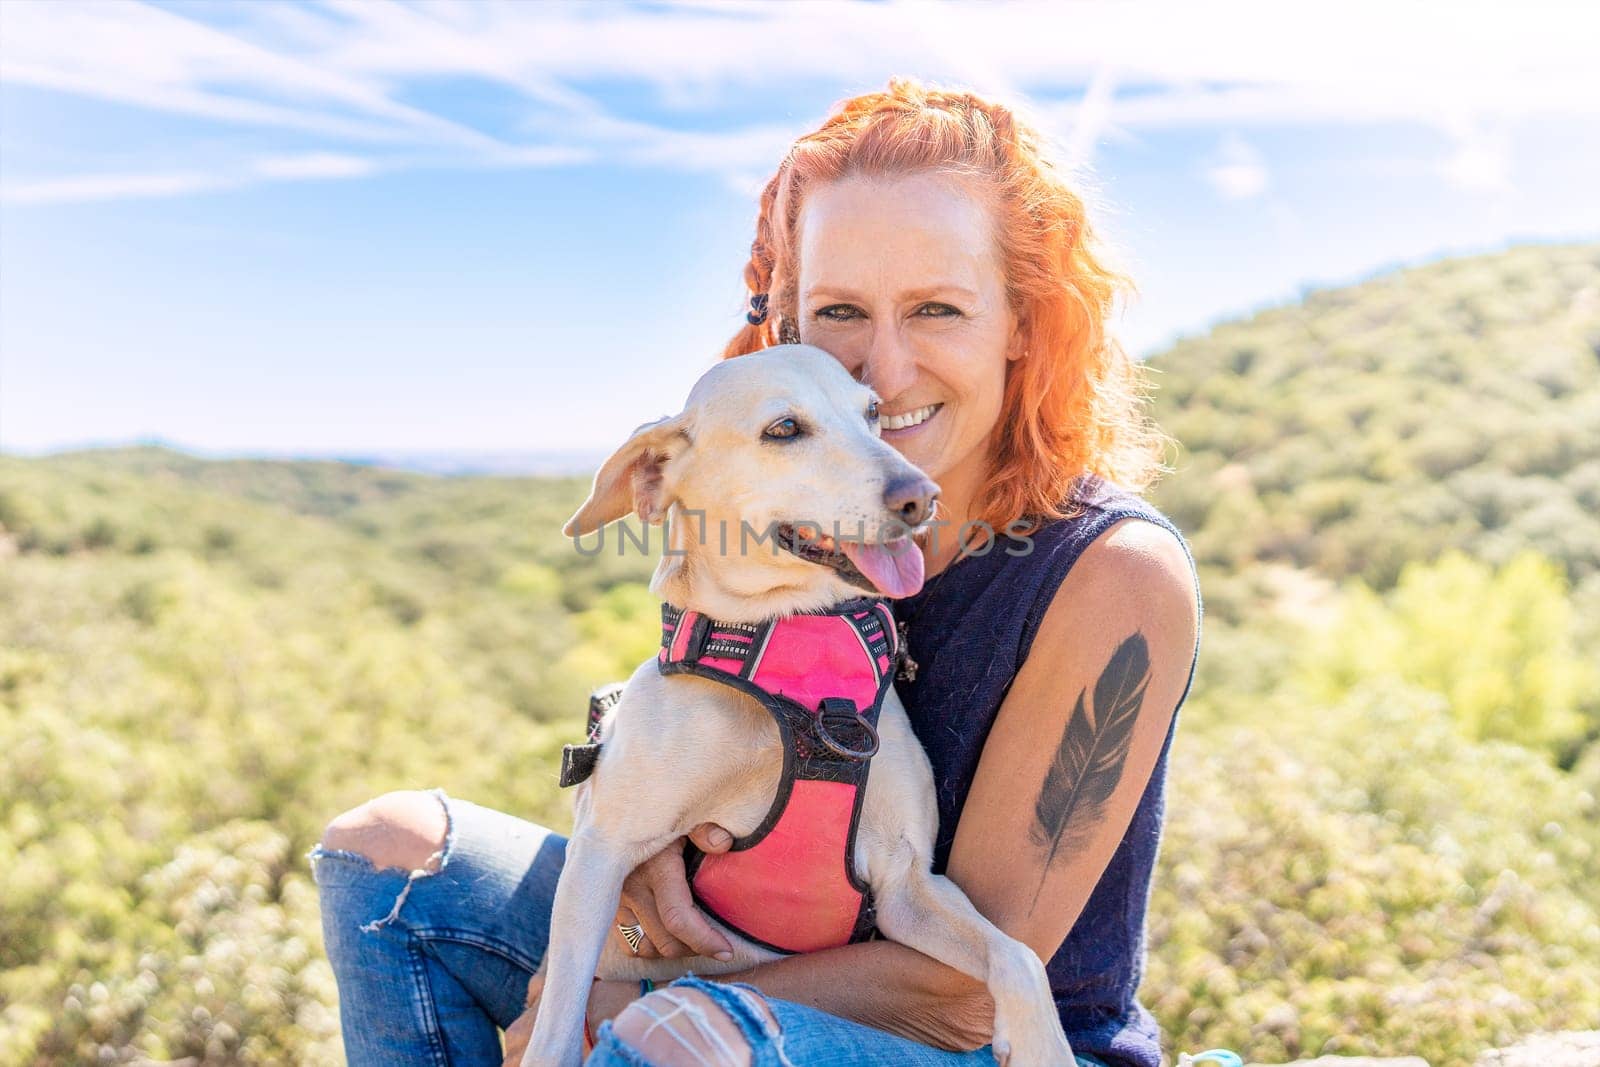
[917,303,961,317]
[763,416,802,440]
[814,305,861,322]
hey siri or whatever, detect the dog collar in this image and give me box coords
[656,597,899,728]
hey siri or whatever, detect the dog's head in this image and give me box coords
[564,345,938,613]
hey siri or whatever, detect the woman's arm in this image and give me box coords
[626,517,1201,1048]
[950,518,1198,959]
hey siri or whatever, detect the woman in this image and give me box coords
[311,78,1201,1067]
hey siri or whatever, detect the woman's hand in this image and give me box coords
[500,824,735,1064]
[614,823,735,960]
[500,975,640,1066]
[499,974,542,1067]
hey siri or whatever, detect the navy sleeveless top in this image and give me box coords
[890,474,1201,1067]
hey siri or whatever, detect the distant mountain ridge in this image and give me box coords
[1,441,607,479]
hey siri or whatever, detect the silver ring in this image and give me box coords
[617,922,646,954]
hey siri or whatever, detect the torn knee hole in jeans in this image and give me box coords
[305,787,455,933]
[615,981,791,1067]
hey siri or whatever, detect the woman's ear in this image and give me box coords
[1007,317,1027,362]
[563,412,694,537]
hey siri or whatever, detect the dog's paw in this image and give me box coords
[991,991,1076,1067]
[991,1018,1075,1067]
[987,943,1074,1065]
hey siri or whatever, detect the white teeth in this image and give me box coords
[882,403,939,431]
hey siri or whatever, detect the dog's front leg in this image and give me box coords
[519,826,653,1067]
[873,862,1075,1067]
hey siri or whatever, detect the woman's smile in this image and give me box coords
[880,402,943,436]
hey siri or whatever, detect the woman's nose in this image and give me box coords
[862,329,919,401]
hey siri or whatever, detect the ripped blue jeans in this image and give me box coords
[309,791,1106,1066]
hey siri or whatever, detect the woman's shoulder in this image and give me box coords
[1002,474,1200,653]
[1009,474,1190,562]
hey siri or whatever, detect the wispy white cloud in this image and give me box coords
[4,0,1599,204]
[252,152,378,180]
[0,0,501,147]
[2,170,238,205]
[3,153,381,205]
[1440,131,1512,195]
[1205,135,1270,201]
[296,0,1600,124]
[1060,64,1118,171]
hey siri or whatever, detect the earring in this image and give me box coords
[778,316,800,345]
[746,292,769,325]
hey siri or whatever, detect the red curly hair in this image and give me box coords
[721,77,1167,537]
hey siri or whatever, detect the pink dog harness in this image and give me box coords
[560,596,901,955]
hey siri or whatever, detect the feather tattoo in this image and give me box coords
[1029,632,1151,909]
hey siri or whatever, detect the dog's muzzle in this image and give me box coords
[773,523,876,591]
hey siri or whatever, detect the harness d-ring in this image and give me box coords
[819,710,883,758]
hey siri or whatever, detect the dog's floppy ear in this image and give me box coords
[563,412,693,537]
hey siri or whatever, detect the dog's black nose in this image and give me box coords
[884,474,939,528]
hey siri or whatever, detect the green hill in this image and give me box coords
[1151,242,1600,591]
[2,244,1597,1065]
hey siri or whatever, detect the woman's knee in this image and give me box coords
[320,790,449,874]
[609,986,780,1067]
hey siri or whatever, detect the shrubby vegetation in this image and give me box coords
[1151,243,1600,591]
[3,244,1597,1064]
[1142,243,1600,1061]
[1138,536,1600,1061]
[0,459,637,1064]
[1147,683,1600,1062]
[1296,551,1595,758]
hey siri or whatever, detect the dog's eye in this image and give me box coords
[763,417,802,440]
[866,401,879,422]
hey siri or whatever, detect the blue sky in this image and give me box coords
[3,0,1598,457]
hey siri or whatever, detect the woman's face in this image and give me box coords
[795,171,1019,504]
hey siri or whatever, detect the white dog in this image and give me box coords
[521,345,1073,1066]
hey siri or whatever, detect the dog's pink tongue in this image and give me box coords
[840,537,926,598]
